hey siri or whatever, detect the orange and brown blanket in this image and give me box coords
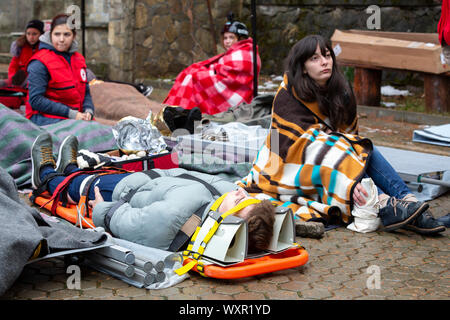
[238,75,373,225]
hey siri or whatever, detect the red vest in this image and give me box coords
[8,42,38,80]
[25,49,87,119]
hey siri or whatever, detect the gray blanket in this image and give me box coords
[0,104,117,188]
[0,167,108,296]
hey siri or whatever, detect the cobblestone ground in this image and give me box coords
[1,89,449,301]
[2,191,448,301]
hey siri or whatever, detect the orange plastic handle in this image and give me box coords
[30,193,95,229]
[184,247,309,279]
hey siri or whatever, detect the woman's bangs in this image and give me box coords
[317,37,331,56]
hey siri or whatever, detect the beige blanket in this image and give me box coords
[90,82,164,125]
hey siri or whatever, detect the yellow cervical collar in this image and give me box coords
[175,192,261,276]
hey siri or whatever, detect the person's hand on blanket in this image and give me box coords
[75,112,93,121]
[353,182,369,207]
[83,112,93,121]
[88,186,104,209]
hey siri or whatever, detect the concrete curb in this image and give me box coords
[358,105,450,126]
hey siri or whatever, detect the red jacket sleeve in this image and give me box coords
[438,0,450,45]
[8,56,20,80]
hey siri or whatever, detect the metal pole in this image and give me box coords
[81,0,86,57]
[133,268,155,286]
[251,0,258,98]
[134,258,153,273]
[419,176,450,188]
[96,245,135,265]
[206,0,218,55]
[154,260,165,272]
[86,252,135,278]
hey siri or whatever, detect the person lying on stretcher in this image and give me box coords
[30,133,276,253]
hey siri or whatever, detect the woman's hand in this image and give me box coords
[88,186,104,209]
[75,112,93,121]
[75,112,85,120]
[83,112,93,121]
[353,182,368,207]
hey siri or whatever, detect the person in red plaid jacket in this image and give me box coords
[163,15,261,115]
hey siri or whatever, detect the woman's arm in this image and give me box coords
[27,60,78,119]
[8,41,22,80]
[8,56,20,81]
[82,83,95,119]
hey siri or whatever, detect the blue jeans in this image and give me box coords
[365,146,411,199]
[40,166,132,203]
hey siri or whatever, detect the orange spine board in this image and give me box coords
[30,193,95,229]
[184,247,308,279]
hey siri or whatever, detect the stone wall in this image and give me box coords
[133,0,242,80]
[0,0,34,33]
[0,0,111,78]
[0,0,444,81]
[108,0,135,82]
[240,0,442,75]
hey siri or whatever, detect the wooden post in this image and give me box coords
[353,67,381,106]
[423,74,450,113]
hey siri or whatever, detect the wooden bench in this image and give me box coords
[332,30,450,113]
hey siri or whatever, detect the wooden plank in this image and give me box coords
[346,30,439,44]
[331,29,447,74]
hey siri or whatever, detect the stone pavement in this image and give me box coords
[1,92,449,302]
[2,191,448,301]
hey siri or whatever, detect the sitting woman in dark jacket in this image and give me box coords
[4,19,45,88]
[26,14,94,126]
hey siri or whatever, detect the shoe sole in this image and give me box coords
[55,135,73,173]
[382,202,429,232]
[403,224,446,235]
[31,134,52,189]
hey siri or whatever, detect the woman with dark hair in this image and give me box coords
[0,20,44,109]
[0,20,44,90]
[285,35,357,132]
[163,14,261,115]
[25,14,94,126]
[6,20,45,88]
[239,35,445,235]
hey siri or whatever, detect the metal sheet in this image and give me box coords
[377,146,450,176]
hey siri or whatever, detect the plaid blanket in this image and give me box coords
[237,75,373,225]
[163,38,261,115]
[0,104,117,187]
